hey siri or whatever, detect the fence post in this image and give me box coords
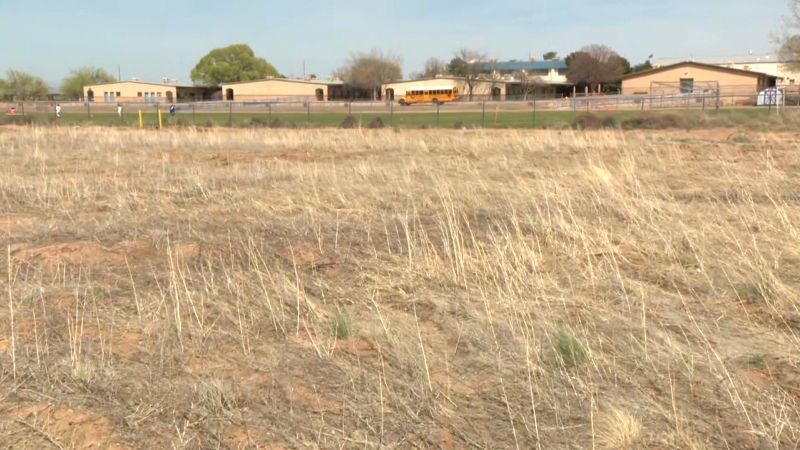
[532,97,536,128]
[192,104,196,125]
[436,101,440,128]
[87,102,90,120]
[20,102,25,117]
[390,101,394,127]
[228,101,233,126]
[702,95,706,112]
[268,103,272,124]
[482,101,486,128]
[307,102,311,124]
[348,102,352,115]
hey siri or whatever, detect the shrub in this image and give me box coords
[204,119,215,128]
[240,117,268,128]
[1,115,37,125]
[553,329,587,366]
[620,112,693,130]
[270,118,284,128]
[574,113,618,130]
[340,115,358,129]
[367,117,385,129]
[453,121,467,130]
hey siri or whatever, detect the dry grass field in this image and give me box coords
[1,125,799,449]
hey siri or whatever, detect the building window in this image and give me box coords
[157,92,162,97]
[116,92,121,97]
[137,92,142,97]
[680,78,694,94]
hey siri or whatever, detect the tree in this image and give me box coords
[3,70,50,100]
[0,78,7,100]
[338,49,402,100]
[779,1,800,70]
[447,48,486,100]
[630,59,653,73]
[191,44,279,85]
[542,51,558,61]
[566,45,630,93]
[417,57,447,79]
[60,67,116,100]
[512,69,544,100]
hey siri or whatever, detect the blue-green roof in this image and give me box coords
[483,60,567,71]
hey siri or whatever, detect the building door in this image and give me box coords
[492,87,502,101]
[680,78,694,94]
[226,89,234,101]
[315,88,324,101]
[166,91,174,103]
[386,88,395,101]
[87,89,94,102]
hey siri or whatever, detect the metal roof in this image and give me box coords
[84,80,202,89]
[221,77,343,86]
[482,60,567,72]
[653,54,790,67]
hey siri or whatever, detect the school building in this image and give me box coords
[621,61,778,96]
[82,81,220,103]
[652,55,800,87]
[220,78,372,102]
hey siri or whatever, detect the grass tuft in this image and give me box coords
[553,329,587,366]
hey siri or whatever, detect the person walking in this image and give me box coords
[55,104,62,119]
[169,104,176,117]
[117,104,123,119]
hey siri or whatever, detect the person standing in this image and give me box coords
[9,107,16,116]
[169,104,176,117]
[55,104,62,119]
[117,104,123,118]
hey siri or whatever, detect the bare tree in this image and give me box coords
[778,0,800,70]
[512,70,544,100]
[566,45,630,93]
[338,50,403,100]
[417,58,447,79]
[447,48,486,100]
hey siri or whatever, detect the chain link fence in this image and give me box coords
[3,88,799,129]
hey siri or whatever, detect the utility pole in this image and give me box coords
[118,65,121,81]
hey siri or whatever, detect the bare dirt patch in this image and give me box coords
[5,403,130,449]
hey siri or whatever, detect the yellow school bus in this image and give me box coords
[398,87,459,105]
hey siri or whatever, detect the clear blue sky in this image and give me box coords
[0,0,788,86]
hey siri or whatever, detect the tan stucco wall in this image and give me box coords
[83,82,177,103]
[622,66,763,95]
[382,78,507,99]
[221,80,329,101]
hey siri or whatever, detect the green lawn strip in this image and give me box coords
[9,107,782,129]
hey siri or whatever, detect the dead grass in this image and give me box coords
[1,125,800,448]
